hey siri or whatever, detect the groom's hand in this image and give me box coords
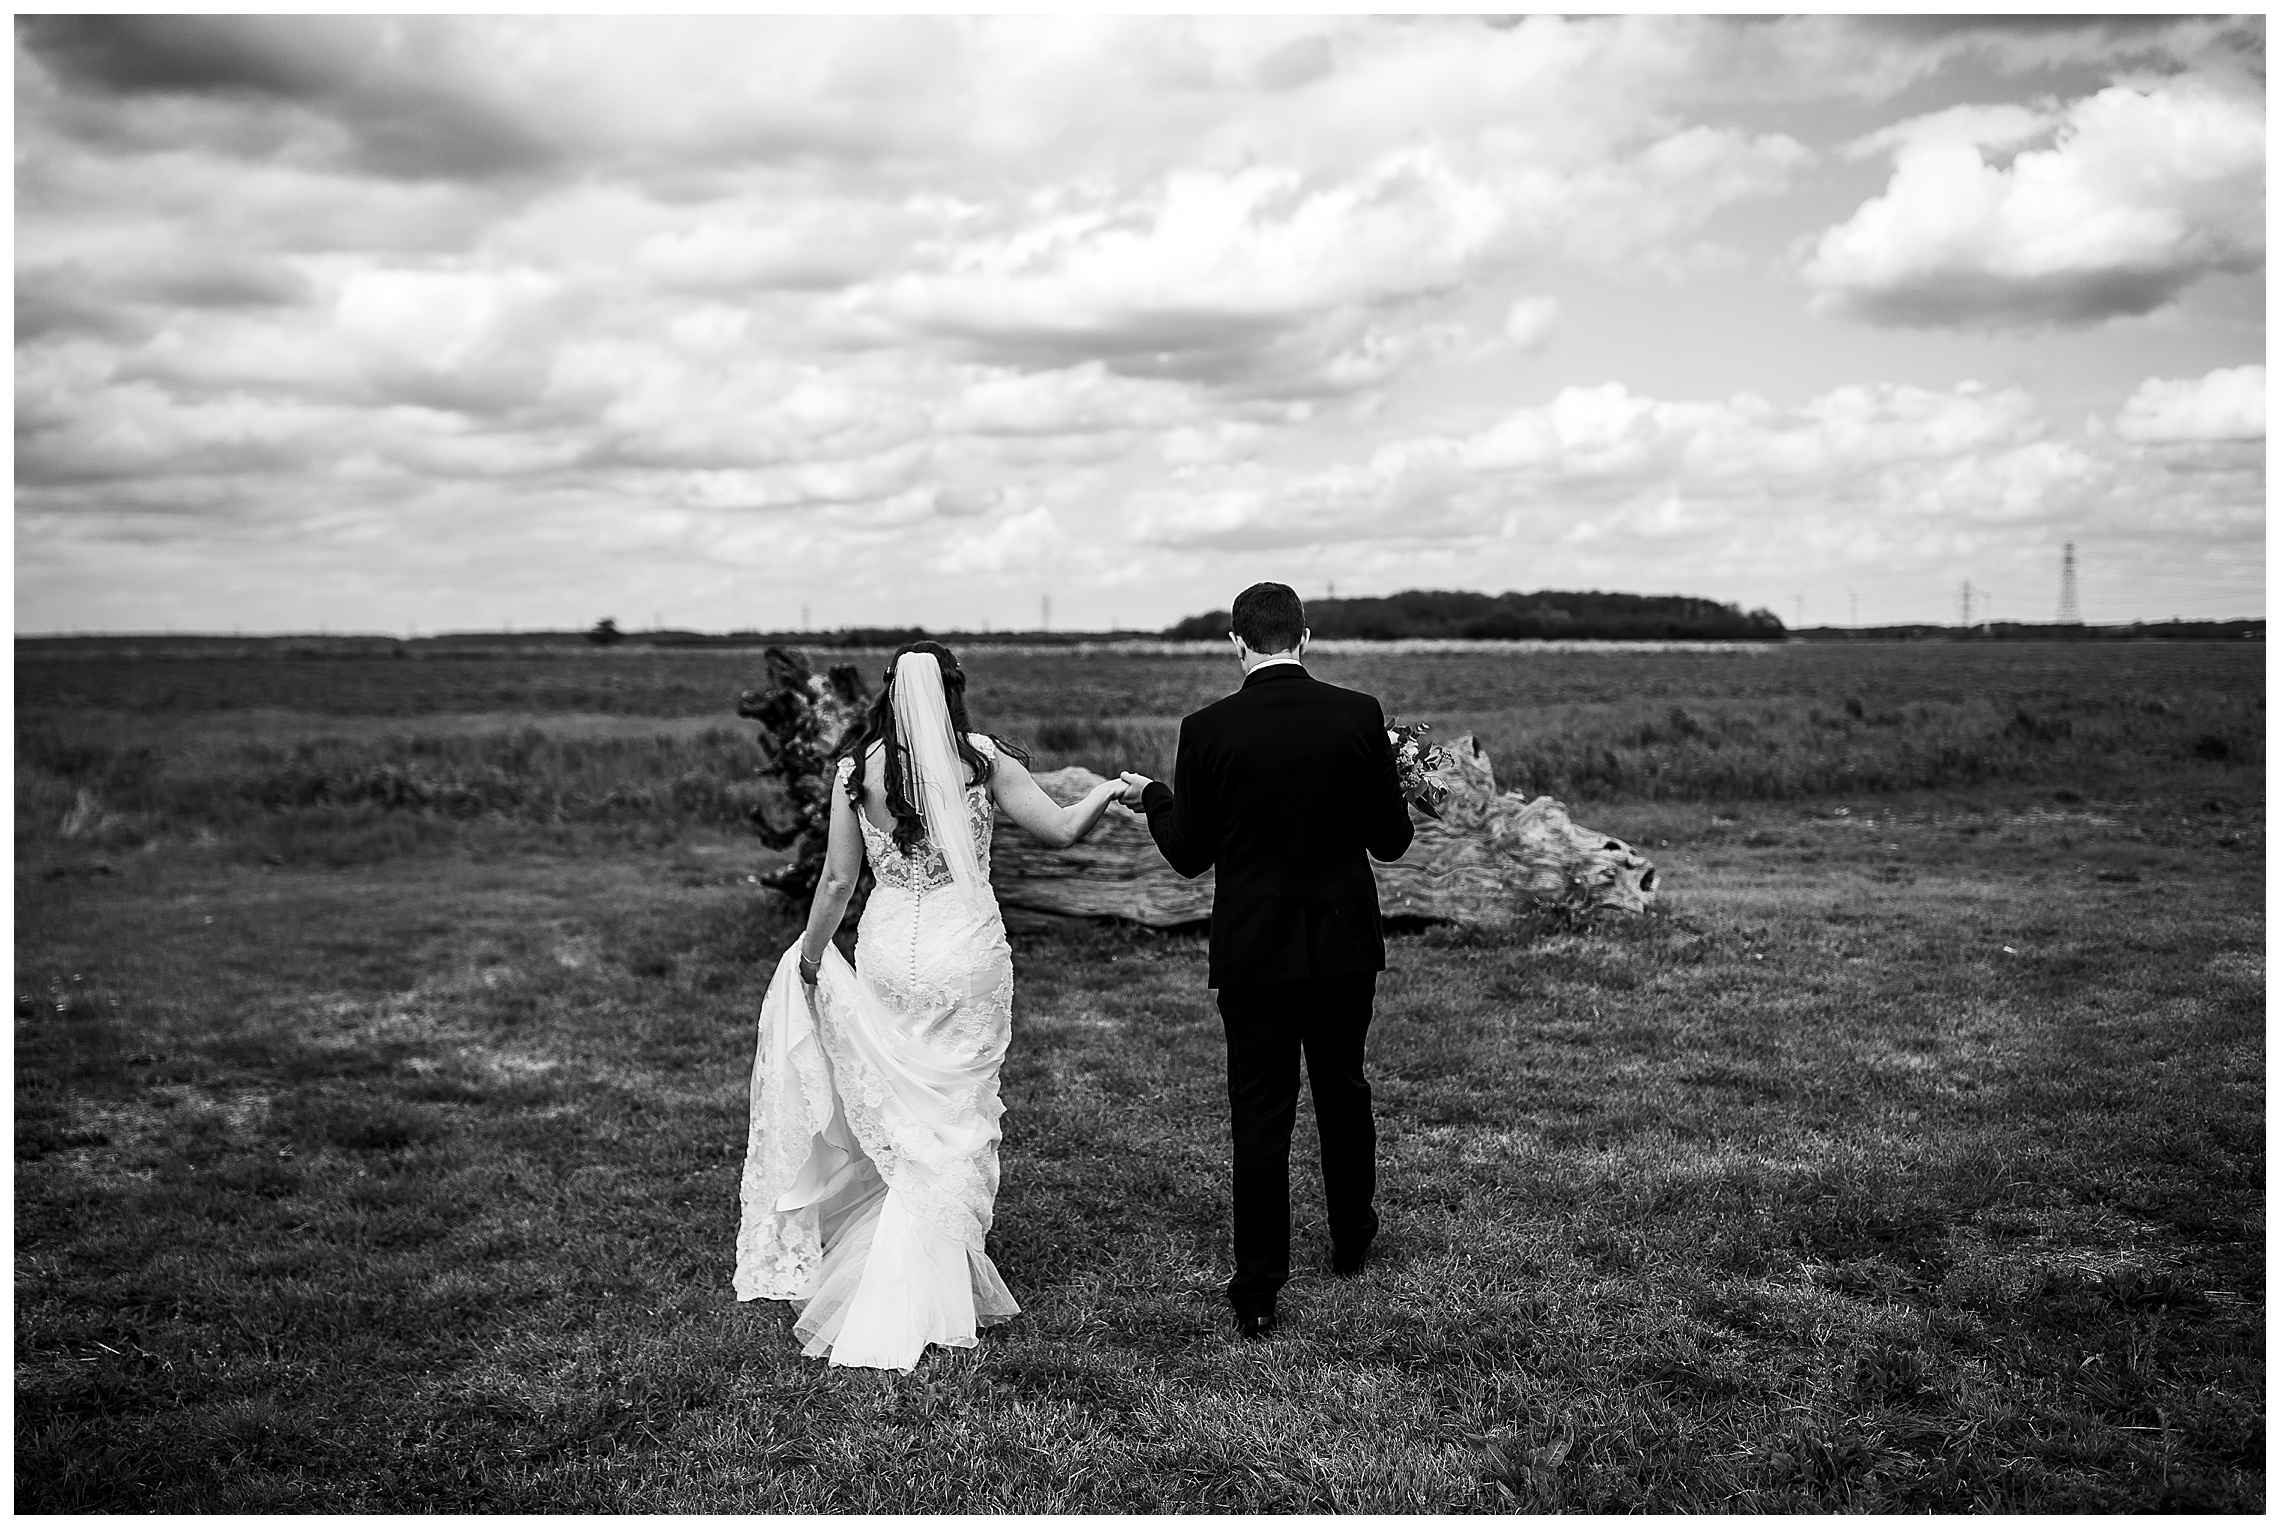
[1118,771,1155,805]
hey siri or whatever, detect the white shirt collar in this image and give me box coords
[1247,654,1305,673]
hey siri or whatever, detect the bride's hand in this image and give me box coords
[1117,771,1154,805]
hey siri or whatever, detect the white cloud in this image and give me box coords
[632,203,911,293]
[1803,77,2264,328]
[1841,102,2056,161]
[1138,379,2096,556]
[932,485,1002,518]
[1563,491,1726,545]
[334,266,560,373]
[941,504,1061,573]
[672,443,930,513]
[1503,295,1560,351]
[939,362,1199,437]
[666,305,751,356]
[1374,380,2045,487]
[2113,365,2265,443]
[857,155,1506,371]
[1159,421,1265,466]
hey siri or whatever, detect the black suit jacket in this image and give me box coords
[1140,664,1414,988]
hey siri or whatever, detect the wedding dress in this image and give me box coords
[734,732,1020,1370]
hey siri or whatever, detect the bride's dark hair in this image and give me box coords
[841,639,1028,856]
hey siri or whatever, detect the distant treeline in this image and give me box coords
[1166,589,1788,642]
[1798,620,2266,642]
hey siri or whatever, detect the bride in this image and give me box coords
[734,641,1126,1370]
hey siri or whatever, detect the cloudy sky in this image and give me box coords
[15,14,2266,635]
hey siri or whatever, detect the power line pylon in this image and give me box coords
[2058,542,2081,624]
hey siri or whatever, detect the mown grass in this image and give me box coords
[16,766,2263,1510]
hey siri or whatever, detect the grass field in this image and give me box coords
[14,641,2265,1511]
[17,641,2263,851]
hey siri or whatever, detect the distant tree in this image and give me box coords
[589,618,625,646]
[1167,588,1792,642]
[1166,609,1233,641]
[1742,608,1787,638]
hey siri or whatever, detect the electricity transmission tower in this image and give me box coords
[2058,542,2081,624]
[1958,580,1974,628]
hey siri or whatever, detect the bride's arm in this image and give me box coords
[988,751,1121,849]
[796,779,865,981]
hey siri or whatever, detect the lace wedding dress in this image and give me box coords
[734,735,1020,1370]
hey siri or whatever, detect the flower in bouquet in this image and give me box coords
[1386,717,1455,820]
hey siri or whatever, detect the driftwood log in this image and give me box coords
[990,736,1656,929]
[736,648,1657,927]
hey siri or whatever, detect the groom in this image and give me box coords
[1117,582,1414,1341]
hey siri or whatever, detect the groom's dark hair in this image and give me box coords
[1230,582,1305,654]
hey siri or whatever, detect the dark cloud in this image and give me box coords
[18,15,559,182]
[18,15,332,98]
[15,419,310,489]
[15,255,309,344]
[1859,13,2266,78]
[881,296,1450,403]
[358,366,555,422]
[1827,265,2236,331]
[898,303,1289,384]
[137,258,313,312]
[1253,34,1333,92]
[15,265,156,343]
[1866,16,2192,43]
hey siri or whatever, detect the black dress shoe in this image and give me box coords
[1235,1311,1275,1342]
[1331,1238,1373,1278]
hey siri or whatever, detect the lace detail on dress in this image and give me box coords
[733,953,842,1301]
[838,738,996,893]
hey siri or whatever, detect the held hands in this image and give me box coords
[1116,771,1154,806]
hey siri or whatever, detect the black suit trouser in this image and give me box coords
[1215,972,1379,1316]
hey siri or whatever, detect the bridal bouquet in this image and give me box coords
[1387,718,1455,820]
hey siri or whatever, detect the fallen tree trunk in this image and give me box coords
[991,735,1657,928]
[1376,733,1659,920]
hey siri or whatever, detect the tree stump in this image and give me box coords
[736,647,872,900]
